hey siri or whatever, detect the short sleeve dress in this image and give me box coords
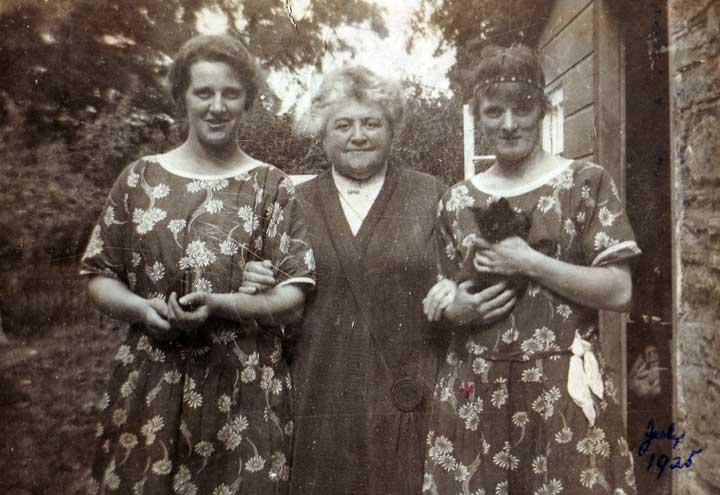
[423,161,640,495]
[81,157,315,495]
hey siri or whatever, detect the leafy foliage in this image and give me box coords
[410,0,552,97]
[0,0,386,120]
[393,79,464,186]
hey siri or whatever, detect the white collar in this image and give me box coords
[148,153,262,180]
[331,164,388,235]
[471,159,573,197]
[331,164,388,197]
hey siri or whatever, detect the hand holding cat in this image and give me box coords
[472,236,537,277]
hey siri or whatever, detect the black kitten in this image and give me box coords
[455,197,532,294]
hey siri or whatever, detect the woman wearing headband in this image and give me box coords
[422,44,639,494]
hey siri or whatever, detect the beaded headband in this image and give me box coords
[474,75,545,94]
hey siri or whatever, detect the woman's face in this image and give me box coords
[323,99,392,181]
[478,83,544,165]
[184,60,247,149]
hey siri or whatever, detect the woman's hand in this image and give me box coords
[472,236,536,277]
[140,297,173,341]
[445,280,517,326]
[423,278,457,322]
[167,292,212,331]
[475,234,633,312]
[87,276,179,341]
[239,260,276,294]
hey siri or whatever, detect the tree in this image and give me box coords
[410,0,552,97]
[393,79,465,186]
[0,0,387,118]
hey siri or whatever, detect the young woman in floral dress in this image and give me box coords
[422,45,640,495]
[80,35,315,495]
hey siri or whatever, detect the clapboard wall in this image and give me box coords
[538,0,595,161]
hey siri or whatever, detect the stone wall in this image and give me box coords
[670,0,720,493]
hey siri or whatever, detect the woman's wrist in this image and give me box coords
[140,296,170,327]
[444,300,459,322]
[207,293,245,320]
[121,293,154,325]
[520,246,546,279]
[445,299,475,326]
[203,293,219,317]
[132,297,150,324]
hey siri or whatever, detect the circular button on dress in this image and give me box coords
[391,377,424,412]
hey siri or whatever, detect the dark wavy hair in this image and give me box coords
[469,44,550,117]
[168,34,262,114]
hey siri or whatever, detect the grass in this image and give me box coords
[0,265,122,495]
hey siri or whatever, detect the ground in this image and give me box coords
[0,272,122,495]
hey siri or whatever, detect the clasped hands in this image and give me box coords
[140,291,213,342]
[423,235,534,325]
[141,258,280,341]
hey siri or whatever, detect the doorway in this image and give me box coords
[623,1,673,493]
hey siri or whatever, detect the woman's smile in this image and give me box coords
[185,61,247,149]
[477,82,544,165]
[323,99,392,181]
[345,148,375,153]
[205,119,231,131]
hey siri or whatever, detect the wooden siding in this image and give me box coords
[594,0,626,188]
[541,4,594,84]
[559,54,594,117]
[539,0,596,161]
[564,106,595,158]
[537,0,594,49]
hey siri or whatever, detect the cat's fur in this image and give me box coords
[455,197,533,294]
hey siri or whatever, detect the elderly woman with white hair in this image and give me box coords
[242,66,515,494]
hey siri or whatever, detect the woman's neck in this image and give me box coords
[485,147,567,186]
[174,137,251,175]
[331,163,388,192]
[491,147,545,178]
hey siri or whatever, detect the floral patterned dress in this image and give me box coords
[80,157,315,495]
[423,161,640,495]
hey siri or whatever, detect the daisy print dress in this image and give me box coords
[81,157,315,495]
[423,161,640,495]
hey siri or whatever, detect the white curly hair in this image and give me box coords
[295,66,405,139]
